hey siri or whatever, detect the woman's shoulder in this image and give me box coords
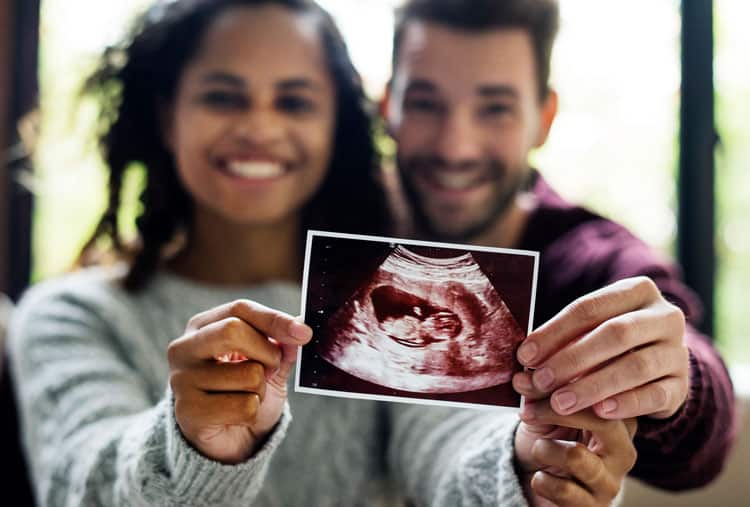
[11,265,136,331]
[17,264,130,308]
[6,265,143,364]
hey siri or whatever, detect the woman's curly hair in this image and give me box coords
[79,0,392,291]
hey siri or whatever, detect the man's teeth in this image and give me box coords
[431,172,479,190]
[226,161,284,179]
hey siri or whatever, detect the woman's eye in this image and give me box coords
[200,91,247,109]
[277,95,316,114]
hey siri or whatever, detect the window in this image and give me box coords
[715,0,750,362]
[34,0,152,278]
[535,1,680,257]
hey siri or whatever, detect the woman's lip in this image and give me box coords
[214,161,292,186]
[212,153,290,168]
[226,160,285,179]
[221,155,284,162]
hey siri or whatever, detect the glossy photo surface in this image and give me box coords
[296,231,539,410]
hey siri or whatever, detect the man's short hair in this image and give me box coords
[392,0,560,100]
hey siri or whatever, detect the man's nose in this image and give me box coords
[433,109,482,164]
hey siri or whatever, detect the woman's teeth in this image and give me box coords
[226,161,284,179]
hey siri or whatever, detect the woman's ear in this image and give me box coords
[533,89,558,148]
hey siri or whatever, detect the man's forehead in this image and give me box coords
[394,20,536,91]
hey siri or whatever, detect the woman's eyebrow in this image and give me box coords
[199,71,246,87]
[277,78,321,91]
[198,73,321,92]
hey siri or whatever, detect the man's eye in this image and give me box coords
[404,98,443,113]
[481,103,512,117]
[200,91,247,109]
[277,95,316,114]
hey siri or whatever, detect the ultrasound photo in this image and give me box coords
[295,231,539,410]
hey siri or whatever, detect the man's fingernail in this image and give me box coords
[289,319,312,341]
[602,398,618,414]
[533,367,555,390]
[520,403,536,422]
[514,374,533,392]
[517,342,538,364]
[554,391,577,412]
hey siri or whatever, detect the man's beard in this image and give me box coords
[396,154,528,244]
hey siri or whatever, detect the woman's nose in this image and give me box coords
[231,107,285,147]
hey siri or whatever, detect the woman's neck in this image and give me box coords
[168,212,303,287]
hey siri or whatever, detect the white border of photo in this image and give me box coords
[294,229,539,411]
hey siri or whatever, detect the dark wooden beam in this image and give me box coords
[0,0,13,296]
[1,0,38,301]
[679,0,716,336]
[1,0,39,500]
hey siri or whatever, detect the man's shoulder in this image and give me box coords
[523,172,643,255]
[525,172,702,322]
[526,173,679,282]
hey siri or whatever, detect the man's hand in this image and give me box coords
[515,399,638,507]
[513,277,689,419]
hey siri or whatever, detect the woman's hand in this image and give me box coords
[515,399,638,507]
[167,300,312,464]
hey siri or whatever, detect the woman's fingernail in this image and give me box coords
[289,319,312,341]
[602,398,618,414]
[534,367,555,391]
[517,341,538,364]
[554,391,577,412]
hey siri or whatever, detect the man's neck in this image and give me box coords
[463,192,537,249]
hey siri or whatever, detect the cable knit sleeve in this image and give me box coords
[616,249,737,490]
[523,175,737,493]
[7,279,290,506]
[631,325,737,490]
[386,403,529,507]
[589,224,738,490]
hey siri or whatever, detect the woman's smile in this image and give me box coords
[165,5,336,227]
[214,155,294,187]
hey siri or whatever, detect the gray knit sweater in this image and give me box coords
[8,265,530,506]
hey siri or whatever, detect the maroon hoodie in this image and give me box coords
[518,171,737,490]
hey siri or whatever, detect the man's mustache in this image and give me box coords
[406,156,506,178]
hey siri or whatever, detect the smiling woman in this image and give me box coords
[10,2,409,505]
[161,6,335,230]
[72,0,389,291]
